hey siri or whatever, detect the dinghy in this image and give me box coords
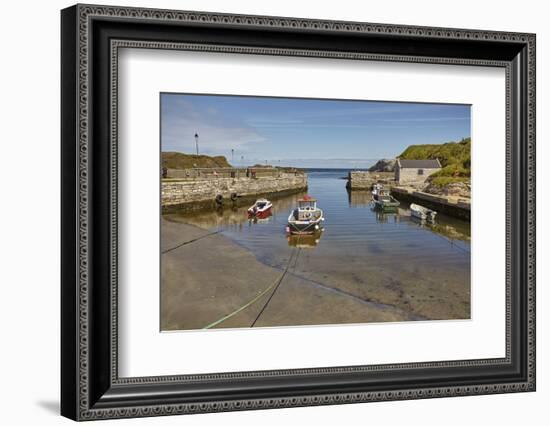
[410,203,437,222]
[247,198,273,219]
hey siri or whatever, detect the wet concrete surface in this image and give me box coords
[161,219,417,330]
[161,170,470,331]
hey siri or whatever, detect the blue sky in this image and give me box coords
[161,93,470,169]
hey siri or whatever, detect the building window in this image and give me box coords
[417,169,424,175]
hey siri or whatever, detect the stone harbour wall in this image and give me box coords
[347,171,395,190]
[391,186,471,221]
[162,173,308,212]
[166,167,282,179]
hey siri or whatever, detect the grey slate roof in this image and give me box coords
[397,159,441,169]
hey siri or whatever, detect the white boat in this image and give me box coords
[410,203,437,222]
[287,195,324,234]
[247,198,273,219]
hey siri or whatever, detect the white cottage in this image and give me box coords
[395,159,441,185]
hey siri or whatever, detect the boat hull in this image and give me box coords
[247,206,272,219]
[373,199,400,210]
[411,210,426,220]
[371,185,399,210]
[287,219,323,235]
[410,203,437,222]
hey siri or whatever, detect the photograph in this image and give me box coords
[57,3,536,420]
[160,93,472,331]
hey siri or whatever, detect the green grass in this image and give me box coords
[162,152,231,169]
[399,137,471,185]
[431,163,471,178]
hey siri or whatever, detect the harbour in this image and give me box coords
[347,171,471,220]
[162,169,471,330]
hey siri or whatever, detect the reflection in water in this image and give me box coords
[169,191,306,231]
[372,206,470,242]
[252,215,273,225]
[164,169,471,320]
[287,230,323,248]
[372,207,405,224]
[423,221,470,243]
[165,170,470,252]
[348,189,373,207]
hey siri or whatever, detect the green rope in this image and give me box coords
[161,230,222,254]
[201,273,285,329]
[202,238,301,330]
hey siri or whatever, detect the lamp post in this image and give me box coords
[194,133,199,155]
[231,149,234,164]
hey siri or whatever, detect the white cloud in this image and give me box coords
[161,97,266,154]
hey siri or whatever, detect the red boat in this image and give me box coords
[247,198,273,219]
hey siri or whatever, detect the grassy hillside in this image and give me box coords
[398,137,471,186]
[162,152,231,169]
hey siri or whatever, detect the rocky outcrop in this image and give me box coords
[423,181,471,198]
[368,159,396,172]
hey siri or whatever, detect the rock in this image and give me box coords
[368,159,396,172]
[424,181,471,198]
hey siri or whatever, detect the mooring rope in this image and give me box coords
[292,245,302,270]
[250,236,302,328]
[202,245,299,329]
[161,229,222,254]
[181,207,469,329]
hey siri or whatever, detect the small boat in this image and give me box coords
[287,195,324,234]
[372,184,400,210]
[247,198,273,219]
[410,203,437,222]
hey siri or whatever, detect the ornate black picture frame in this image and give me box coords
[61,4,536,421]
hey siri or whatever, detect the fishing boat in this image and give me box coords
[372,184,400,210]
[247,198,273,219]
[287,195,324,234]
[410,203,437,222]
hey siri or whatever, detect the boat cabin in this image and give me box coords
[292,196,321,221]
[297,196,317,211]
[255,199,269,209]
[372,184,392,200]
